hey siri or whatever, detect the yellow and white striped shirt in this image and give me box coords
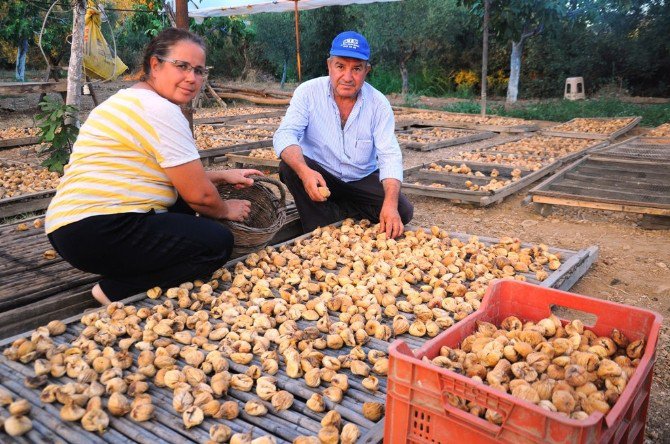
[45,88,200,234]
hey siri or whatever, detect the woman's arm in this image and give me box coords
[164,160,251,221]
[207,169,264,188]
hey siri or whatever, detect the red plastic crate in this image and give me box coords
[385,280,662,444]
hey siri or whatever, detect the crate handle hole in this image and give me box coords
[551,304,598,327]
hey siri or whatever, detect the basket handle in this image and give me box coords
[250,175,286,208]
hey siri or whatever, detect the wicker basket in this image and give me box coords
[217,175,287,256]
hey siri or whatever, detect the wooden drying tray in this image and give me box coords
[227,149,280,169]
[402,159,558,206]
[400,114,539,133]
[0,222,598,443]
[540,116,642,140]
[193,109,286,125]
[590,136,670,162]
[397,127,495,152]
[529,155,670,217]
[471,138,609,166]
[0,189,55,219]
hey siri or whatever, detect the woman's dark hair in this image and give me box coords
[140,28,206,81]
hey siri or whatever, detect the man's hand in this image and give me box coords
[221,199,252,222]
[299,168,328,202]
[378,178,404,239]
[379,203,404,239]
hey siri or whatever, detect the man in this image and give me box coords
[273,31,413,239]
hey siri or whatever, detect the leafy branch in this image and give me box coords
[35,97,79,174]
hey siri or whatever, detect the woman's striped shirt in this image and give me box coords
[45,88,200,234]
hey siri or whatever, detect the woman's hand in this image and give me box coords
[221,199,252,222]
[208,169,264,189]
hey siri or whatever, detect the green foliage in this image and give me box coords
[0,0,71,69]
[440,98,670,127]
[367,66,455,97]
[499,99,670,127]
[248,12,296,80]
[192,16,254,78]
[443,101,488,114]
[35,97,79,174]
[300,6,360,78]
[114,1,168,71]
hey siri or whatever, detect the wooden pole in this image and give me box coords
[66,0,86,126]
[480,0,490,117]
[175,0,194,132]
[175,0,189,29]
[294,0,302,82]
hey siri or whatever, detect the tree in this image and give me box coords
[191,16,254,79]
[249,12,296,82]
[464,0,566,104]
[361,0,471,96]
[0,1,46,81]
[300,7,360,79]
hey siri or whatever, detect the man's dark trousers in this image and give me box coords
[279,156,414,232]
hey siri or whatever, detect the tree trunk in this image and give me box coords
[506,39,524,104]
[480,0,490,116]
[400,61,409,97]
[66,0,86,126]
[15,38,29,82]
[281,59,287,89]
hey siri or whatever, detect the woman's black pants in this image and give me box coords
[47,199,233,301]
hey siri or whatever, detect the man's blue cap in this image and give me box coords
[330,31,370,61]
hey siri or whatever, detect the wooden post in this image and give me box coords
[66,0,86,126]
[175,0,189,29]
[480,0,490,117]
[175,0,194,132]
[294,0,302,82]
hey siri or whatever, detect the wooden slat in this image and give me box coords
[0,191,55,219]
[532,194,670,216]
[0,136,40,149]
[227,150,280,169]
[562,173,670,193]
[0,81,67,94]
[546,182,670,204]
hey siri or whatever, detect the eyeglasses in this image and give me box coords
[155,56,209,78]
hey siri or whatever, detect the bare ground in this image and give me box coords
[1,81,669,442]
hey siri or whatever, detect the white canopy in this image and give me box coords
[188,0,399,19]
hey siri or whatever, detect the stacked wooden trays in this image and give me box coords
[396,126,495,152]
[529,155,670,217]
[540,116,641,140]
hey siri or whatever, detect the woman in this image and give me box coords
[45,28,259,305]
